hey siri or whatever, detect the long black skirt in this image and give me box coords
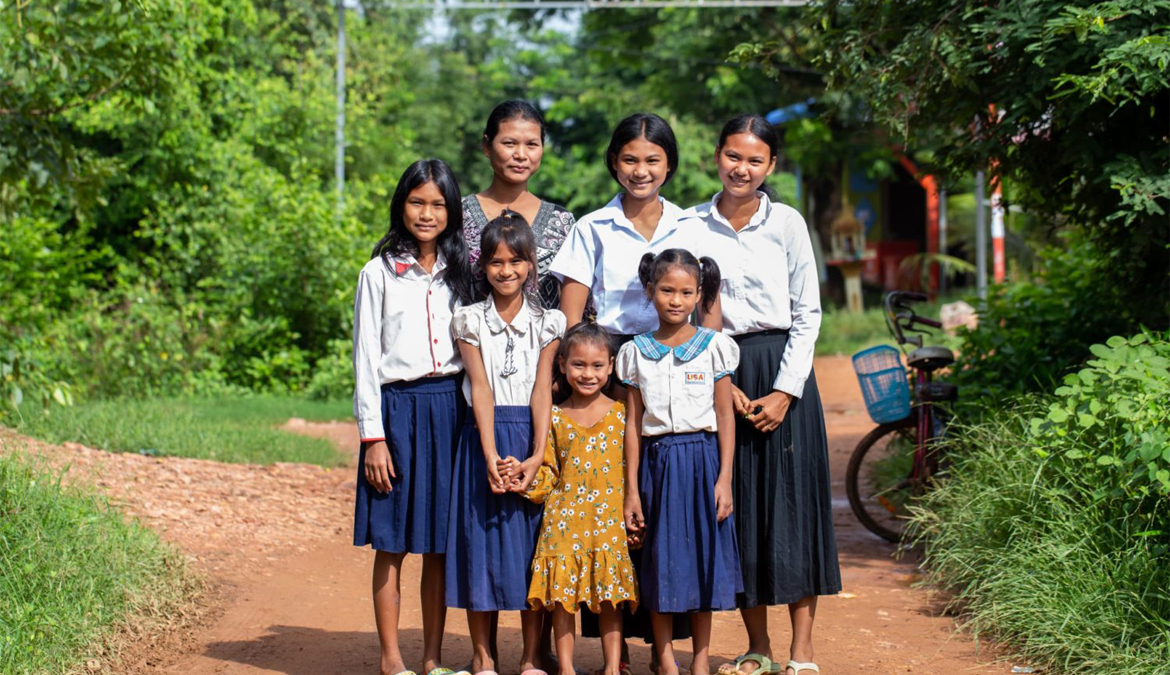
[732,329,841,608]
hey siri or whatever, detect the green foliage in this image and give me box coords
[0,451,197,675]
[13,396,350,466]
[1031,332,1170,495]
[909,336,1170,675]
[953,236,1139,400]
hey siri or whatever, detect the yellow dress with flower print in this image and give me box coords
[524,401,638,613]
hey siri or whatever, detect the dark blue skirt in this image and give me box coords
[445,405,543,611]
[353,375,464,554]
[639,431,743,613]
[732,329,841,608]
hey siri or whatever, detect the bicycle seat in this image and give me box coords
[907,346,954,372]
[916,381,958,402]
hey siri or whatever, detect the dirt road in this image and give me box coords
[5,357,1015,675]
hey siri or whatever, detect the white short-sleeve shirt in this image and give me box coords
[453,298,566,407]
[680,192,821,398]
[352,254,462,441]
[616,327,740,436]
[550,194,691,336]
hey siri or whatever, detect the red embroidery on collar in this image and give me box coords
[394,260,411,276]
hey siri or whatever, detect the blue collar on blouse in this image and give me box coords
[633,326,716,362]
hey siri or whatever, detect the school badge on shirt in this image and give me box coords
[685,372,707,385]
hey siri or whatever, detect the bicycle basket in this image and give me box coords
[852,345,911,424]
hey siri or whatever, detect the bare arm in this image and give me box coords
[458,340,507,493]
[560,279,590,328]
[713,376,736,521]
[623,385,646,538]
[515,337,561,491]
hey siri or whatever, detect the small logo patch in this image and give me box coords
[685,372,707,385]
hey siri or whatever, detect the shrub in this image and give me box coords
[911,332,1170,675]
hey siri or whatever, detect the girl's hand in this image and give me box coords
[363,441,396,494]
[746,391,793,434]
[730,383,752,417]
[485,453,509,494]
[510,455,543,492]
[497,455,520,484]
[623,493,644,539]
[714,478,734,522]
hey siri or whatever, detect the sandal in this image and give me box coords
[785,662,819,675]
[520,669,550,675]
[429,669,470,675]
[717,654,774,675]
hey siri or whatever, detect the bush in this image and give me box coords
[0,451,197,674]
[910,332,1170,675]
[952,236,1145,402]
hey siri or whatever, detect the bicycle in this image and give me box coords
[845,291,959,543]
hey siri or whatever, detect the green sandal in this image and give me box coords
[717,653,776,675]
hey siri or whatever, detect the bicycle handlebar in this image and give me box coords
[883,291,940,346]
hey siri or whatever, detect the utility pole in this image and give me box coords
[335,0,347,219]
[975,170,988,300]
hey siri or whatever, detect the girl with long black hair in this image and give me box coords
[353,158,475,675]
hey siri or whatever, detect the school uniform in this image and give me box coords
[445,298,566,611]
[550,194,690,337]
[616,327,743,613]
[352,253,465,554]
[680,191,841,608]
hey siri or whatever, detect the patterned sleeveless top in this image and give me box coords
[462,195,577,310]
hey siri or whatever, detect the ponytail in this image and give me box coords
[637,252,658,289]
[697,256,722,314]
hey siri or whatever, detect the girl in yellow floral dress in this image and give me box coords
[523,322,638,675]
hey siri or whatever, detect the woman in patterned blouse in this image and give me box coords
[462,100,577,309]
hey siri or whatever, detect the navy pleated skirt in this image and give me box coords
[353,375,464,554]
[639,431,742,613]
[445,405,543,611]
[732,329,841,608]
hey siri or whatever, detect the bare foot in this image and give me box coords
[381,655,408,675]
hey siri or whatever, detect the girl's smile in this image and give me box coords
[615,138,669,200]
[485,242,532,296]
[717,132,777,198]
[561,342,614,397]
[402,181,449,244]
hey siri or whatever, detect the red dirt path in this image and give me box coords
[2,357,1019,675]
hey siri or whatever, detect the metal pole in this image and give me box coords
[335,0,347,218]
[975,170,987,300]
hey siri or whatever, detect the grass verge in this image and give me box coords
[10,396,350,467]
[0,449,202,675]
[909,409,1170,675]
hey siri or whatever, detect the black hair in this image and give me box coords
[483,100,546,144]
[372,159,474,308]
[477,209,543,312]
[716,113,781,200]
[637,248,721,315]
[605,112,679,186]
[555,321,616,398]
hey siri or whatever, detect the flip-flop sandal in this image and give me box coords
[520,670,549,675]
[785,662,819,675]
[719,654,775,675]
[429,668,470,675]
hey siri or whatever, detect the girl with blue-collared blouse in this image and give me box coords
[353,159,477,675]
[446,211,565,675]
[553,113,716,340]
[618,248,743,675]
[682,115,840,675]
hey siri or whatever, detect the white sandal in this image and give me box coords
[785,662,819,675]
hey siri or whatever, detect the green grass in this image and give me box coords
[0,450,199,675]
[10,396,351,467]
[816,296,964,357]
[909,411,1170,675]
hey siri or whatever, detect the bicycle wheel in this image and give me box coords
[846,416,920,542]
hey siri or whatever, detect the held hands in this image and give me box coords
[363,441,396,494]
[509,455,543,493]
[744,390,794,434]
[623,492,645,549]
[485,452,517,494]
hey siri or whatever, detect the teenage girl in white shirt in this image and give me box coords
[352,159,477,675]
[618,248,743,675]
[683,115,840,675]
[445,211,565,675]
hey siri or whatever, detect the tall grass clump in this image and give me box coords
[910,332,1170,675]
[0,450,199,674]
